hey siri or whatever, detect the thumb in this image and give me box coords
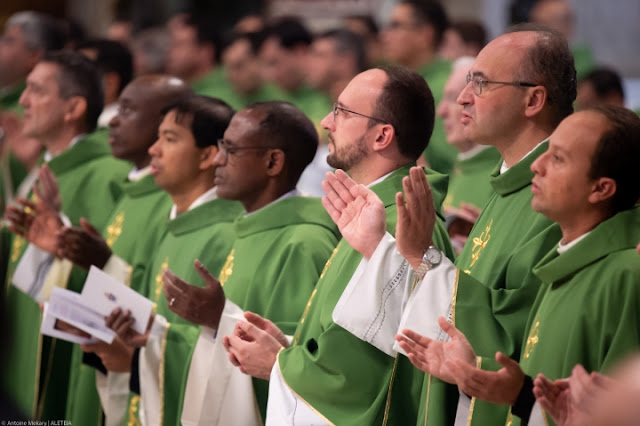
[495,352,520,372]
[80,218,100,237]
[194,259,220,289]
[438,316,462,340]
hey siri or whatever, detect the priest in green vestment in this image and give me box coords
[437,56,501,253]
[120,101,342,425]
[92,95,242,426]
[223,66,455,425]
[382,0,456,175]
[398,106,640,426]
[2,51,130,421]
[166,14,243,110]
[322,26,578,426]
[49,75,193,426]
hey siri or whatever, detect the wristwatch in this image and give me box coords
[414,246,442,280]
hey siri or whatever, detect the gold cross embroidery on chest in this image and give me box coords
[470,219,493,268]
[106,211,125,247]
[154,258,169,302]
[219,248,235,287]
[524,315,540,359]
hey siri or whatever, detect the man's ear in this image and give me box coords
[524,86,548,118]
[371,124,395,153]
[265,149,285,177]
[199,145,219,170]
[64,96,88,124]
[589,177,617,205]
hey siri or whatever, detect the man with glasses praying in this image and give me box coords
[317,24,577,426]
[224,65,455,425]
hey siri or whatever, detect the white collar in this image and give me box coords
[128,165,152,182]
[169,186,218,220]
[500,138,548,174]
[557,232,590,254]
[367,170,394,188]
[44,133,86,162]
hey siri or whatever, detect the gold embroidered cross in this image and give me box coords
[106,212,125,247]
[154,258,169,302]
[524,317,540,359]
[470,219,493,267]
[219,249,235,287]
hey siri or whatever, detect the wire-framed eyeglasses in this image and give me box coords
[332,103,389,125]
[466,73,538,96]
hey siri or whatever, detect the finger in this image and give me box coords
[244,311,271,331]
[105,307,122,328]
[326,170,357,206]
[334,169,357,191]
[395,191,408,225]
[322,173,349,211]
[194,259,220,289]
[162,268,188,294]
[16,198,38,212]
[400,329,434,349]
[321,194,342,224]
[437,316,466,342]
[80,218,101,237]
[495,352,520,373]
[409,166,432,211]
[237,320,267,342]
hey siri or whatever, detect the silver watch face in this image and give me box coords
[424,246,442,265]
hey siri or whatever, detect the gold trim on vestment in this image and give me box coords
[382,356,400,426]
[465,357,482,426]
[276,350,336,425]
[159,321,170,426]
[451,269,460,326]
[127,395,142,426]
[423,374,432,426]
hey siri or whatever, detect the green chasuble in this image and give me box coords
[420,141,562,426]
[278,165,455,425]
[2,128,130,420]
[419,59,457,176]
[443,147,501,211]
[191,67,245,111]
[122,196,242,426]
[159,196,341,425]
[509,207,640,426]
[64,172,172,426]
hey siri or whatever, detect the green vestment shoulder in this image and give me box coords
[419,59,457,175]
[443,147,501,210]
[510,207,640,426]
[191,67,245,110]
[278,165,454,426]
[64,173,172,426]
[2,128,130,421]
[421,142,563,426]
[124,197,241,426]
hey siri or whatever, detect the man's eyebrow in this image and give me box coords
[471,71,487,79]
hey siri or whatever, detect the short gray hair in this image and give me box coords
[6,11,66,51]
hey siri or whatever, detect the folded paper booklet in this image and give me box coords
[41,287,115,344]
[80,265,153,335]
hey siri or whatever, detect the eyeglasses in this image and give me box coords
[466,73,538,96]
[217,139,274,158]
[333,103,389,125]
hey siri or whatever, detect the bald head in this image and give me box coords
[108,75,193,168]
